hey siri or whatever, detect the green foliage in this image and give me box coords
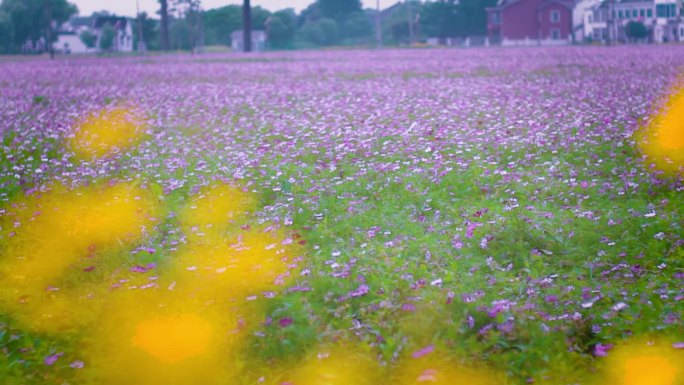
[420,0,496,38]
[204,5,242,46]
[171,0,202,52]
[317,0,362,21]
[298,2,321,27]
[626,21,648,41]
[296,17,339,47]
[267,9,297,49]
[169,17,191,50]
[420,1,458,38]
[203,5,271,47]
[98,23,115,51]
[0,0,78,53]
[340,11,372,43]
[0,11,14,54]
[132,12,159,51]
[79,29,96,48]
[378,1,423,44]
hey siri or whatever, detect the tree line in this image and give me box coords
[0,0,497,54]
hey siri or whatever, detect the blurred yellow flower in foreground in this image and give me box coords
[132,313,214,364]
[171,228,302,300]
[285,345,384,385]
[83,287,245,385]
[179,183,256,240]
[0,182,159,332]
[638,80,684,175]
[598,337,684,385]
[393,346,500,385]
[70,107,145,160]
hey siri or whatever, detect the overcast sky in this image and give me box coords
[71,0,383,17]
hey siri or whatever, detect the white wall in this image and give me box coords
[53,34,90,54]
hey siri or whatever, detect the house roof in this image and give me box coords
[539,0,575,9]
[489,0,576,10]
[70,16,93,28]
[94,16,128,29]
[597,0,659,7]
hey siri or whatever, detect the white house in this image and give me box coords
[52,15,134,54]
[577,0,684,43]
[231,30,267,52]
[572,0,604,41]
[93,16,134,52]
[53,33,90,54]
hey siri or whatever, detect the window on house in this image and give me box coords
[656,4,667,17]
[551,29,561,39]
[639,9,645,17]
[647,8,653,17]
[632,9,638,17]
[588,14,593,23]
[550,10,561,23]
[618,10,624,18]
[492,12,501,24]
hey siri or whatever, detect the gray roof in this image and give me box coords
[94,16,128,29]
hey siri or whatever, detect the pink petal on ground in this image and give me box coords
[412,345,435,359]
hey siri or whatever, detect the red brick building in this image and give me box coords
[486,0,575,45]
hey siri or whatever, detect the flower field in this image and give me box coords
[0,47,683,385]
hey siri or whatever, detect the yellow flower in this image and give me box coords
[598,337,684,385]
[0,182,159,332]
[637,80,684,175]
[70,107,145,160]
[285,344,384,385]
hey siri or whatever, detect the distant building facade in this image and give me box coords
[53,33,90,54]
[486,0,683,44]
[52,15,134,54]
[486,0,575,45]
[582,0,684,43]
[231,30,267,52]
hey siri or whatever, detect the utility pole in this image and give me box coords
[243,0,252,52]
[46,1,54,59]
[407,0,415,45]
[160,0,170,50]
[137,0,146,52]
[376,0,383,48]
[607,0,614,46]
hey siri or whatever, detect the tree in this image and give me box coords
[202,5,270,47]
[267,9,296,49]
[99,23,115,51]
[0,11,14,54]
[318,0,361,21]
[159,0,170,50]
[340,11,372,43]
[0,0,77,54]
[380,1,424,44]
[133,12,159,51]
[204,5,241,45]
[625,21,648,41]
[79,29,96,48]
[420,1,458,39]
[296,17,339,46]
[454,0,497,36]
[298,2,321,27]
[172,0,202,53]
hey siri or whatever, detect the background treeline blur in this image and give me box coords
[0,0,496,54]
